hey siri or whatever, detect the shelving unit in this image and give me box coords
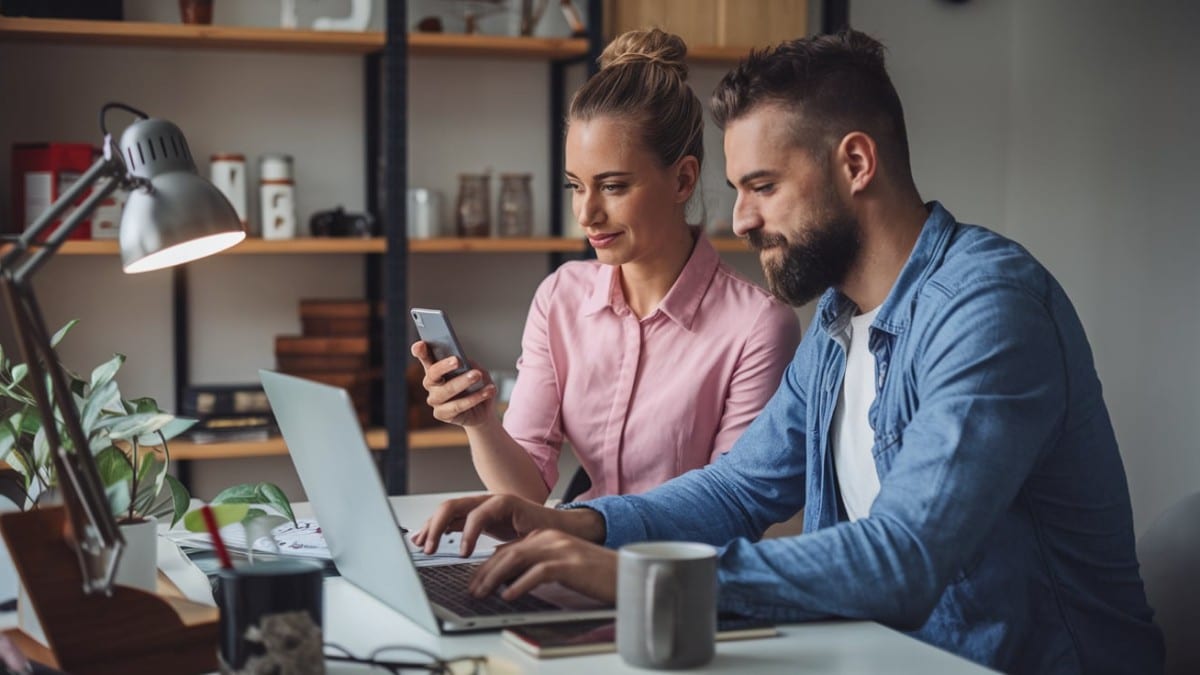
[169,426,466,461]
[30,237,588,256]
[1,6,765,490]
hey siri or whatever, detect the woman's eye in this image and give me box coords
[601,183,625,193]
[563,182,580,192]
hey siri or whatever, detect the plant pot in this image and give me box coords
[114,516,159,593]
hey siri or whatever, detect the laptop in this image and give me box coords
[259,369,614,633]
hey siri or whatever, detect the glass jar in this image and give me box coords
[497,173,533,237]
[456,173,491,237]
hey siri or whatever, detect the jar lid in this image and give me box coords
[210,153,245,161]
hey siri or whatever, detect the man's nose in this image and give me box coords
[732,196,761,237]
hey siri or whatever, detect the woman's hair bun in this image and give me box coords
[598,28,688,81]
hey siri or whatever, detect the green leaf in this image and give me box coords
[136,416,196,446]
[105,478,131,518]
[10,364,28,388]
[130,452,166,516]
[163,474,190,526]
[32,425,50,468]
[96,412,175,440]
[81,380,120,434]
[127,397,159,415]
[182,503,249,533]
[94,446,134,488]
[0,421,15,460]
[212,482,296,526]
[49,320,78,348]
[89,354,125,393]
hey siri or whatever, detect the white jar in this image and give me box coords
[406,188,443,238]
[259,154,296,240]
[210,153,248,229]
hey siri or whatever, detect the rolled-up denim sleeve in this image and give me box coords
[715,281,1067,626]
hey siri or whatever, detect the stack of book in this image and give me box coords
[182,384,278,444]
[274,299,380,425]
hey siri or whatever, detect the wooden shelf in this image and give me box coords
[710,237,753,253]
[40,237,586,256]
[169,426,467,460]
[0,18,589,60]
[410,237,586,253]
[688,44,753,65]
[409,33,588,60]
[0,17,383,54]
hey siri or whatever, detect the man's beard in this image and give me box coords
[748,198,861,307]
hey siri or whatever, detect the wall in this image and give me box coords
[0,1,796,501]
[853,0,1200,533]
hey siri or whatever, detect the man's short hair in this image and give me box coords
[712,29,912,179]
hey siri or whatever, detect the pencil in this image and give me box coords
[200,504,234,570]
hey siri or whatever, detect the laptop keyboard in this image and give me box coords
[418,563,558,617]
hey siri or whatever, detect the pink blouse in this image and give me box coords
[502,234,801,499]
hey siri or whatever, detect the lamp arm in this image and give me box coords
[0,151,125,272]
[0,150,129,595]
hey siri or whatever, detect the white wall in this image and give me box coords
[854,0,1200,533]
[0,0,790,502]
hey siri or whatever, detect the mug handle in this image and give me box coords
[646,562,676,664]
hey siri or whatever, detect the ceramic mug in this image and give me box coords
[617,542,718,669]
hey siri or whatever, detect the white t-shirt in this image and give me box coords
[831,305,882,521]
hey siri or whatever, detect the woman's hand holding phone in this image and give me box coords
[411,341,497,427]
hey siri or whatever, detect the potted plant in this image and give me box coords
[0,321,295,639]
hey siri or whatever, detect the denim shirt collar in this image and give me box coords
[816,201,958,339]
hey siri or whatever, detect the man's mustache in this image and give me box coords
[747,230,788,251]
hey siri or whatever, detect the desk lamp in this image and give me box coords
[0,102,243,673]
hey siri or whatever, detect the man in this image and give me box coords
[413,30,1163,673]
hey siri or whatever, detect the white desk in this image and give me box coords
[317,492,996,674]
[0,493,995,673]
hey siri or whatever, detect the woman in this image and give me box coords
[412,28,800,503]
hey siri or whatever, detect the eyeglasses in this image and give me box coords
[324,643,488,674]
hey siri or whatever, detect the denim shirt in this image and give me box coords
[585,203,1164,673]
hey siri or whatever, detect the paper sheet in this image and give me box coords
[164,518,493,567]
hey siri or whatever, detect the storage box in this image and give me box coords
[274,336,370,372]
[276,371,375,425]
[11,143,98,239]
[299,299,383,336]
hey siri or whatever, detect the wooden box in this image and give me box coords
[299,299,382,336]
[274,336,370,372]
[604,0,808,51]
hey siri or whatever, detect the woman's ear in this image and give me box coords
[675,155,700,203]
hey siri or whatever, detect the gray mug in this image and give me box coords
[617,542,718,669]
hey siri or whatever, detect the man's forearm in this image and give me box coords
[558,506,607,543]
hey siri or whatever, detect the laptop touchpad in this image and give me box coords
[530,582,612,610]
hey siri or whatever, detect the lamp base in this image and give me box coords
[0,507,218,675]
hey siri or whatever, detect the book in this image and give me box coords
[185,414,277,444]
[502,615,779,659]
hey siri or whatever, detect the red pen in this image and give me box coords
[200,504,234,570]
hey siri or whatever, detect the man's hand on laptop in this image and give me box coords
[469,529,617,603]
[412,494,606,556]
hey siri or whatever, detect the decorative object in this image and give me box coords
[280,0,298,29]
[178,0,213,25]
[0,100,244,673]
[455,172,491,237]
[497,173,533,237]
[10,143,96,241]
[312,0,370,32]
[518,0,550,35]
[309,206,376,238]
[215,559,325,675]
[210,153,248,231]
[259,154,297,240]
[406,188,443,239]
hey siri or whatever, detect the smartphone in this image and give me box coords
[410,308,484,395]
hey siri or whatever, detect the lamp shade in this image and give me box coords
[116,118,245,273]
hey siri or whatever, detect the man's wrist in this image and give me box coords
[555,503,606,543]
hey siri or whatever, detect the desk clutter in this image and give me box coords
[275,299,381,425]
[182,383,278,444]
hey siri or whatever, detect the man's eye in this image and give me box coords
[753,183,775,194]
